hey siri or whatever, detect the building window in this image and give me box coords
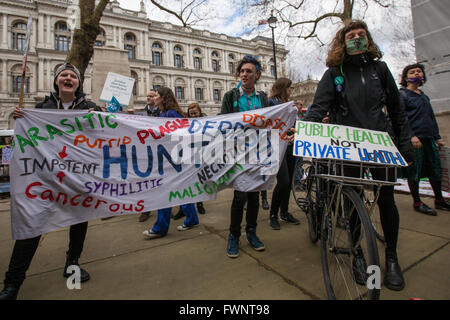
[153,52,161,66]
[194,57,201,70]
[154,85,161,91]
[174,45,182,52]
[212,60,219,72]
[213,89,220,102]
[152,42,163,66]
[271,65,276,77]
[228,62,234,74]
[12,22,27,51]
[54,22,70,51]
[94,28,106,47]
[195,88,203,101]
[131,71,138,96]
[175,86,184,100]
[174,54,182,68]
[124,33,136,60]
[12,76,30,93]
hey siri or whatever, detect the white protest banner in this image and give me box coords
[293,121,407,166]
[10,102,296,240]
[99,72,135,107]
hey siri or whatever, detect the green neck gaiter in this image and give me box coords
[346,37,368,54]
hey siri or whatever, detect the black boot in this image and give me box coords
[384,251,405,291]
[63,257,90,283]
[172,207,185,220]
[352,248,368,286]
[196,202,206,215]
[0,284,19,300]
[261,192,269,210]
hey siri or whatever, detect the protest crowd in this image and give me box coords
[1,18,449,301]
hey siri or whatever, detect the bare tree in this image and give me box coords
[147,0,209,27]
[66,0,109,83]
[253,0,392,44]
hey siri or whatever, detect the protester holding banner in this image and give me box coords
[305,20,415,291]
[172,103,207,220]
[142,87,199,239]
[267,77,300,230]
[399,63,450,215]
[220,55,268,258]
[0,62,102,300]
[137,89,160,223]
[187,103,207,215]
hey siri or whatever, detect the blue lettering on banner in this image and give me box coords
[102,144,183,179]
[294,140,351,160]
[357,148,405,165]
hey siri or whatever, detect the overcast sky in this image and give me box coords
[117,0,416,82]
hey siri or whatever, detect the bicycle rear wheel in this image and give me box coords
[321,186,380,300]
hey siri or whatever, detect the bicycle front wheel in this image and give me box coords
[292,159,319,243]
[321,186,380,300]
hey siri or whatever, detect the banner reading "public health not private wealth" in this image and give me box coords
[293,121,407,166]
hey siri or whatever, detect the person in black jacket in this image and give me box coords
[220,55,268,258]
[399,63,450,215]
[267,77,300,230]
[0,63,101,300]
[305,20,414,291]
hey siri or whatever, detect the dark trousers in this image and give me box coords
[3,222,88,287]
[230,191,259,237]
[345,166,399,254]
[270,145,295,217]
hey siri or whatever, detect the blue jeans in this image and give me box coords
[152,203,199,236]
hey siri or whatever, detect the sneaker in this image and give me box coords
[142,229,164,239]
[280,212,300,225]
[177,224,198,231]
[246,228,265,251]
[414,202,437,216]
[435,199,450,211]
[196,202,206,214]
[227,233,240,258]
[269,215,281,230]
[172,207,185,220]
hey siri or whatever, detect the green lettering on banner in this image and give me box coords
[46,124,64,140]
[16,134,34,153]
[27,127,48,146]
[168,164,244,202]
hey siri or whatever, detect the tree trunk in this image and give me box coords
[66,0,109,89]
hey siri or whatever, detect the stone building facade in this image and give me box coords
[291,77,319,108]
[0,0,288,129]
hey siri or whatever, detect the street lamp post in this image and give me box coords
[268,11,278,80]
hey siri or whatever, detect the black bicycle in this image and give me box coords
[292,158,398,300]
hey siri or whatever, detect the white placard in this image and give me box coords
[99,72,135,106]
[293,121,407,166]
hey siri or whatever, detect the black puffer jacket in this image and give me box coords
[35,92,101,111]
[305,53,414,162]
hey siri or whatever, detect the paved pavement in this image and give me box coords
[0,189,449,300]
